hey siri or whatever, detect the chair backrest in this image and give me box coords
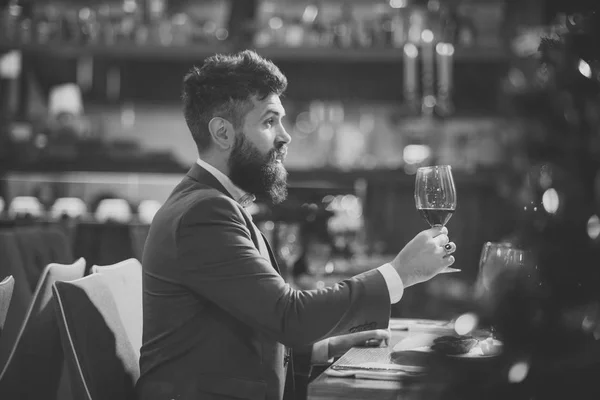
[0,276,15,334]
[13,226,74,291]
[53,274,139,400]
[91,258,143,359]
[0,232,33,368]
[12,226,47,290]
[74,222,135,270]
[43,226,75,265]
[0,258,86,399]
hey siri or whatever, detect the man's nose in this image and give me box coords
[278,125,291,145]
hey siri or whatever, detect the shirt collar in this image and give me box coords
[196,158,256,208]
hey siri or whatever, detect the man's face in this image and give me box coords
[228,94,291,204]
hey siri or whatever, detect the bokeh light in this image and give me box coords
[454,313,478,336]
[508,361,530,383]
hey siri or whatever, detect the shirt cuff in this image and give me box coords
[311,338,333,365]
[377,263,404,304]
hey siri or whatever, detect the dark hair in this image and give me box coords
[182,50,288,151]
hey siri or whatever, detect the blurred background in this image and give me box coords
[0,0,598,321]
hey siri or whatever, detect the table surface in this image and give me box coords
[307,319,458,400]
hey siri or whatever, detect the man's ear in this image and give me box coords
[208,117,235,150]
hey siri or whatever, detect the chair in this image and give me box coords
[0,276,15,335]
[13,226,74,291]
[0,232,33,368]
[74,221,136,273]
[0,197,4,216]
[0,258,86,399]
[91,258,143,359]
[53,274,140,400]
[13,226,47,290]
[43,226,75,266]
[129,223,150,263]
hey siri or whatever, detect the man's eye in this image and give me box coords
[265,118,274,127]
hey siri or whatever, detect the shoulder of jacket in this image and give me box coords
[181,187,244,221]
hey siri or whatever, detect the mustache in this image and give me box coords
[269,145,287,162]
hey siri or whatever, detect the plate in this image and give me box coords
[389,319,452,331]
[392,334,503,359]
[446,339,503,359]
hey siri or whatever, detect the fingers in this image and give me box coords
[356,329,391,341]
[425,226,448,237]
[444,242,456,254]
[353,329,391,346]
[440,267,461,274]
[433,234,449,247]
[364,339,387,347]
[443,255,455,266]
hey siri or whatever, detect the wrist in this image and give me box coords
[391,260,415,288]
[312,338,333,365]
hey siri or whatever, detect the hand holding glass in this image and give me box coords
[414,165,459,274]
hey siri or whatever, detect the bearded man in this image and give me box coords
[136,50,456,400]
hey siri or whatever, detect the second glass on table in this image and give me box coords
[476,241,536,339]
[477,242,535,296]
[414,165,457,227]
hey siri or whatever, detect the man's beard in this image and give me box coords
[228,131,288,204]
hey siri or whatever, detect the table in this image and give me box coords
[307,319,456,400]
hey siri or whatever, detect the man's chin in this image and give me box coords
[268,184,288,205]
[266,166,288,204]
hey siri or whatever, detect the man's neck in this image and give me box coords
[198,152,230,177]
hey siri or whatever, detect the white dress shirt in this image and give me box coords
[196,158,404,364]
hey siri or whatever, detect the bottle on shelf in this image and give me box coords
[332,2,354,49]
[455,4,477,48]
[300,1,321,48]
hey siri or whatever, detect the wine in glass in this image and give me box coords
[414,165,457,227]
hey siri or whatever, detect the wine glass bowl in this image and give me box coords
[476,241,536,339]
[414,165,457,227]
[477,242,533,293]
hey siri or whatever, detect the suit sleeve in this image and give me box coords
[175,196,391,348]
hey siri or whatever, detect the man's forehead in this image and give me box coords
[250,94,285,115]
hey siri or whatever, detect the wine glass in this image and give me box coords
[477,242,533,294]
[476,242,533,338]
[414,165,457,227]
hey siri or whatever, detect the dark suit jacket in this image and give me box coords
[136,164,391,400]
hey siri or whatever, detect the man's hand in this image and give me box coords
[328,329,391,359]
[391,226,456,288]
